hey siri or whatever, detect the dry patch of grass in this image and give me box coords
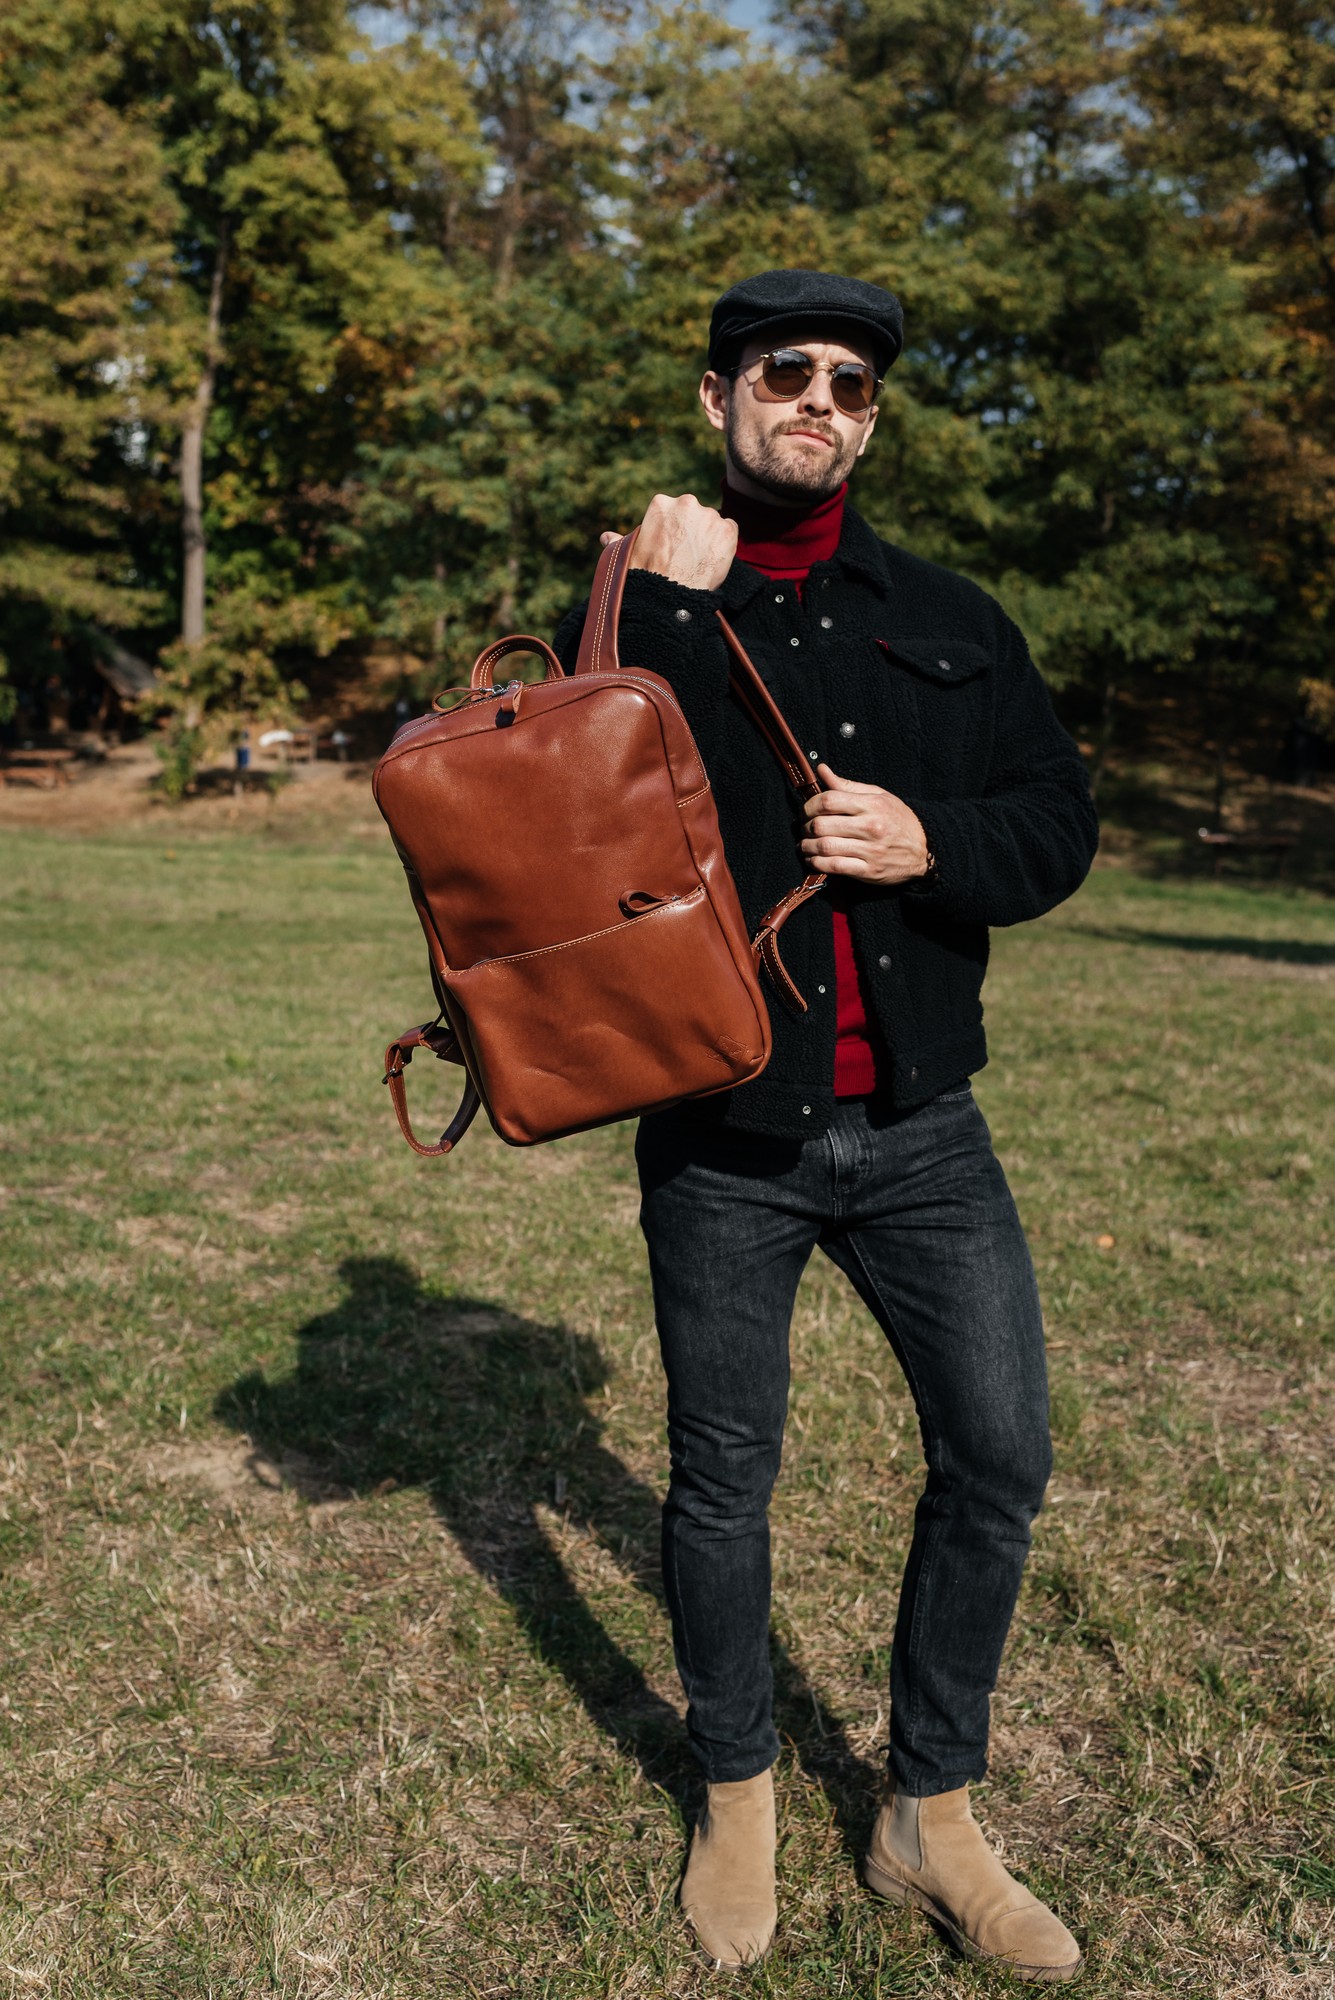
[1,827,1332,1997]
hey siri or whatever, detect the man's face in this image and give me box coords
[700,330,881,504]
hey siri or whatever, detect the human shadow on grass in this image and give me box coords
[215,1255,878,1851]
[1065,924,1335,966]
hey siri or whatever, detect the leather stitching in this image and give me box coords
[592,554,612,668]
[472,635,560,688]
[380,676,707,791]
[676,782,711,807]
[759,933,803,1007]
[448,887,706,972]
[756,876,824,933]
[588,537,620,673]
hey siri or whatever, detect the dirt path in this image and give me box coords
[0,739,383,837]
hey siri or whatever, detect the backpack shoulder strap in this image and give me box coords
[574,531,820,798]
[574,529,827,1016]
[713,611,821,802]
[712,610,827,1016]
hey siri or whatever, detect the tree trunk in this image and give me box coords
[180,230,228,649]
[441,190,460,257]
[1089,668,1118,797]
[496,546,520,629]
[493,176,521,293]
[431,559,447,660]
[1087,492,1119,798]
[1211,709,1232,832]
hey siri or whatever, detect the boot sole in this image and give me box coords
[864,1855,1083,1984]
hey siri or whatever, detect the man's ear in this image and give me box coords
[855,404,879,459]
[700,370,729,434]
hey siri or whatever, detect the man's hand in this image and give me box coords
[599,493,737,592]
[801,763,932,885]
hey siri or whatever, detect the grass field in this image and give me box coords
[1,820,1332,1999]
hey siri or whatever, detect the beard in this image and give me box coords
[727,405,862,503]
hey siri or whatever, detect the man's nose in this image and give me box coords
[797,369,834,416]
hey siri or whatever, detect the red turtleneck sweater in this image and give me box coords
[720,479,885,1098]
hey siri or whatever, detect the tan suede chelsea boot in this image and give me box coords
[865,1785,1082,1983]
[680,1769,778,1970]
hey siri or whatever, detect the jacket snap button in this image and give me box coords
[820,616,833,629]
[675,607,692,622]
[911,1067,919,1081]
[809,749,819,763]
[937,657,951,670]
[817,984,826,994]
[839,721,855,738]
[774,593,784,603]
[790,636,800,647]
[878,954,891,969]
[801,1105,812,1115]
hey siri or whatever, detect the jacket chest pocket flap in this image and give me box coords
[876,636,991,687]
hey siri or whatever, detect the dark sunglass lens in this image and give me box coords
[831,365,876,413]
[762,352,814,397]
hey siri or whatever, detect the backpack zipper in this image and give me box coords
[390,673,686,749]
[389,682,512,746]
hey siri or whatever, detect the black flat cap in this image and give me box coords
[708,268,905,377]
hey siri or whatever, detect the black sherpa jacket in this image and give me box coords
[553,502,1099,1139]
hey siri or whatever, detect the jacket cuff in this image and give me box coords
[899,799,979,921]
[619,567,722,630]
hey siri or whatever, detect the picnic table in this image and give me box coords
[257,728,317,763]
[1197,827,1297,879]
[0,747,77,789]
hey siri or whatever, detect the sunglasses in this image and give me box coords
[744,348,883,416]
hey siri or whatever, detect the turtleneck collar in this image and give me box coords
[720,478,847,581]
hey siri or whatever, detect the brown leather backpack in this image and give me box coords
[373,530,824,1156]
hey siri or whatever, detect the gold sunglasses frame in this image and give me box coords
[744,347,884,413]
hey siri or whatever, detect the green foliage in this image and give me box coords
[0,0,1330,744]
[152,716,204,800]
[1123,0,1335,684]
[102,0,483,713]
[0,1,179,654]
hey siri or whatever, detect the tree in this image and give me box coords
[0,1,178,715]
[618,0,1281,753]
[1122,0,1335,691]
[347,0,646,672]
[1,0,1326,784]
[1,1,486,751]
[97,1,482,741]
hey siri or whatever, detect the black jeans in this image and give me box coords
[635,1089,1052,1798]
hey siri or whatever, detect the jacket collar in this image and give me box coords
[717,498,891,610]
[827,502,892,594]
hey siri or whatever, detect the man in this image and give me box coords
[554,270,1098,1980]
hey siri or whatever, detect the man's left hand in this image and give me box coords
[800,763,932,884]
